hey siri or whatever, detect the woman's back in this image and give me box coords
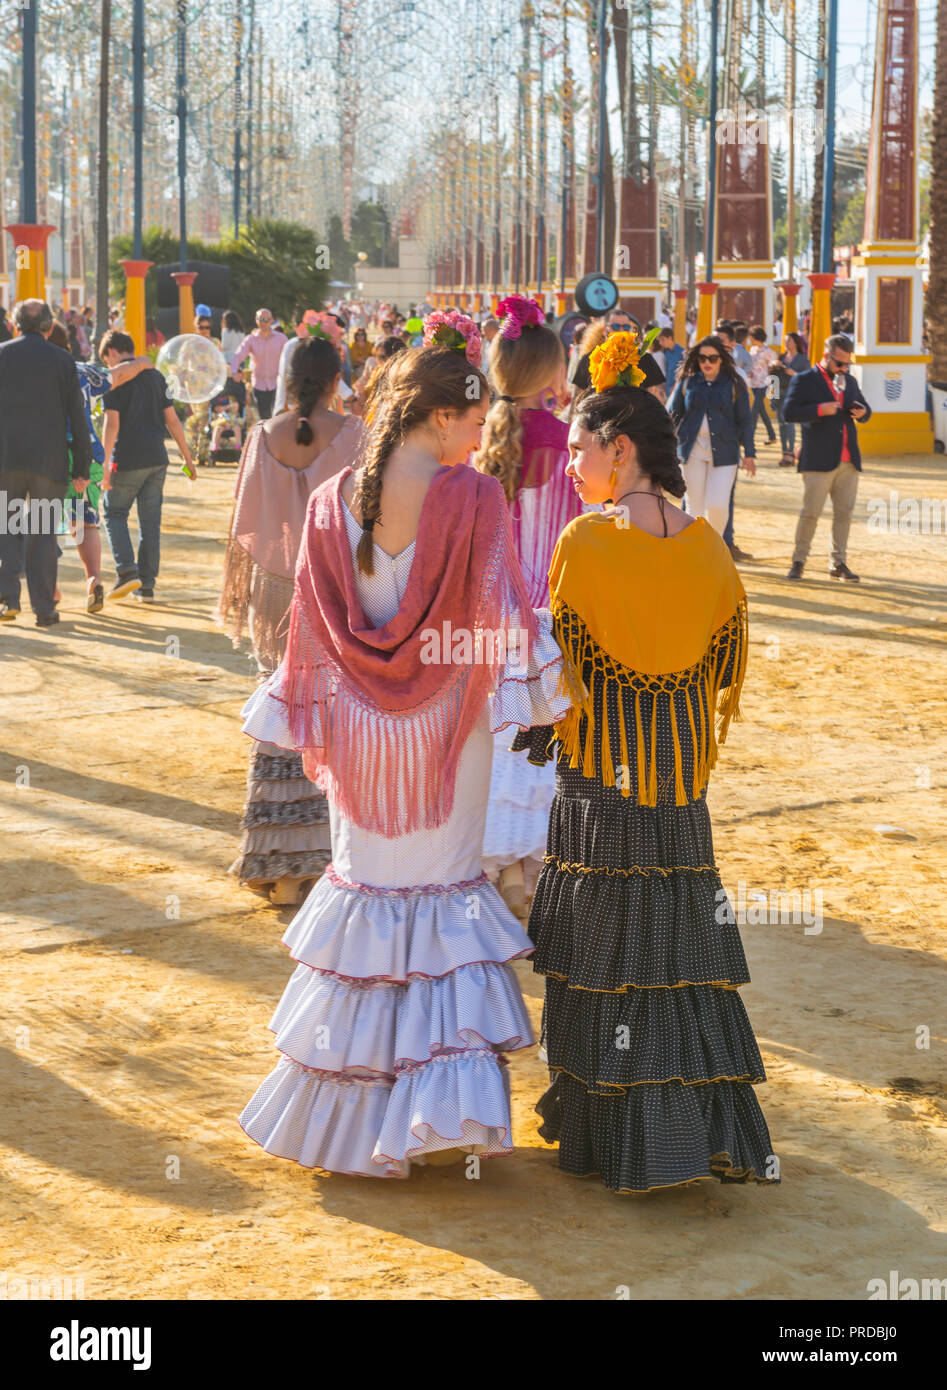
[341,449,443,560]
[262,409,348,479]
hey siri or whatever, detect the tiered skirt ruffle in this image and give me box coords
[240,866,534,1177]
[529,788,779,1192]
[229,741,332,887]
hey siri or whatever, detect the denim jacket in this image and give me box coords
[666,372,756,467]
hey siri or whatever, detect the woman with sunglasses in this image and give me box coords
[349,326,372,381]
[666,335,756,538]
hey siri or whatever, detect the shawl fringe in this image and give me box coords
[217,537,294,672]
[551,595,748,806]
[216,533,254,645]
[283,478,538,838]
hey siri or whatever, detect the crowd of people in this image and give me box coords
[0,284,877,1196]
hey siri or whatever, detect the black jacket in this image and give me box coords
[570,347,665,392]
[0,333,92,483]
[782,365,872,473]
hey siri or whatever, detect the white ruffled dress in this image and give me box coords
[238,501,568,1177]
[482,479,564,890]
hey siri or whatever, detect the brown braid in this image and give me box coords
[351,346,488,576]
[353,407,401,576]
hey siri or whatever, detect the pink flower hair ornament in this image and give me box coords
[300,310,343,346]
[422,309,483,367]
[496,294,546,340]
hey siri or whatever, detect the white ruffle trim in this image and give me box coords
[271,958,533,1076]
[490,607,571,733]
[242,665,305,752]
[240,1048,514,1177]
[283,871,533,982]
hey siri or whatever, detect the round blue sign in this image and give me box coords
[575,272,620,317]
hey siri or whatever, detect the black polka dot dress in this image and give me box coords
[514,601,779,1194]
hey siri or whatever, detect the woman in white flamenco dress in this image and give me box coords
[238,346,569,1176]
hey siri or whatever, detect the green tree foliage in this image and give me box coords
[110,219,329,325]
[322,202,396,281]
[834,189,866,249]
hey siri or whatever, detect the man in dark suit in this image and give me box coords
[0,299,92,626]
[782,333,872,581]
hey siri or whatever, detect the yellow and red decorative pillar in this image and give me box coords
[807,272,835,368]
[4,223,56,303]
[696,281,718,340]
[171,270,197,337]
[673,287,688,347]
[120,259,153,356]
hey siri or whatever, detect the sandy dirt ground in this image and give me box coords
[1,437,945,1301]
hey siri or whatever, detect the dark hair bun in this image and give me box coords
[287,337,340,441]
[575,385,686,499]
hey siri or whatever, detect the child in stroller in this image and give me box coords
[207,388,244,465]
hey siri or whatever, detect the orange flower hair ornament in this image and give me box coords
[588,331,646,392]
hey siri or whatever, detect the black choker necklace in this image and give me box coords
[611,489,669,537]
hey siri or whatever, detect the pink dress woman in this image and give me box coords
[481,408,582,897]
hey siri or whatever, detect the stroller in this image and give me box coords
[206,386,244,465]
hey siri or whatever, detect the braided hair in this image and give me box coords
[352,346,488,576]
[285,337,341,444]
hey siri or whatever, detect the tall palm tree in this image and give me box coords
[929,0,947,380]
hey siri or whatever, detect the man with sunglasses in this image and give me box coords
[782,334,871,582]
[229,308,288,420]
[569,308,666,399]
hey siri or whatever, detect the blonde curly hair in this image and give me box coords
[473,326,565,503]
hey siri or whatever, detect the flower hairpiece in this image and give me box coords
[302,311,343,346]
[422,310,482,366]
[496,294,545,340]
[589,331,646,392]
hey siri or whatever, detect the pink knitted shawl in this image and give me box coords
[283,463,539,837]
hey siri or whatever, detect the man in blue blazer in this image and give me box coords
[782,334,871,581]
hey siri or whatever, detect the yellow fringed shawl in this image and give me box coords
[549,512,748,806]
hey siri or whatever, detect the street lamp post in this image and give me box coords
[697,0,720,338]
[176,0,188,270]
[7,0,56,304]
[595,0,607,270]
[132,0,144,259]
[21,0,37,225]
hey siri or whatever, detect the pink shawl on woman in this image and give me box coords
[217,416,365,655]
[283,463,539,837]
[512,409,583,607]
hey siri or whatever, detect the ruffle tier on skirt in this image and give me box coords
[482,731,556,891]
[239,865,535,1177]
[229,740,332,888]
[529,783,779,1193]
